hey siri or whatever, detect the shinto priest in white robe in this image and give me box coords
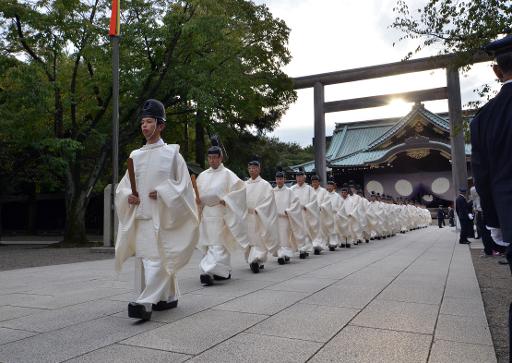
[197,163,249,278]
[290,182,319,253]
[326,188,343,247]
[245,176,279,264]
[312,184,331,251]
[273,184,306,258]
[335,192,351,245]
[115,139,199,305]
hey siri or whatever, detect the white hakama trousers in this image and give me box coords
[200,245,232,278]
[328,231,339,247]
[277,216,294,258]
[134,220,177,305]
[135,258,177,305]
[299,211,314,253]
[245,213,268,264]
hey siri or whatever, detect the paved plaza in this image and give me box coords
[0,227,497,362]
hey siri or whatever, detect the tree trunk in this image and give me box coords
[63,192,88,245]
[183,121,189,160]
[195,111,205,168]
[62,157,88,245]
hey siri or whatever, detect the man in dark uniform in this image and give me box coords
[455,188,472,244]
[471,34,512,271]
[437,205,445,228]
[470,34,512,361]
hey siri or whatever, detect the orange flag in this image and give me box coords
[109,0,120,37]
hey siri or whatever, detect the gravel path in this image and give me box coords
[0,245,113,271]
[472,249,511,363]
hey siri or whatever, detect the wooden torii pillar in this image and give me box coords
[293,53,490,196]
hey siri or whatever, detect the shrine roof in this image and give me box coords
[293,104,472,171]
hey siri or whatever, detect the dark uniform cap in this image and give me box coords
[296,166,305,176]
[327,178,336,185]
[207,135,223,156]
[275,166,285,178]
[142,99,166,122]
[341,187,348,192]
[311,175,320,181]
[485,34,512,56]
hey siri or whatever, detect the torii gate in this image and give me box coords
[292,53,491,197]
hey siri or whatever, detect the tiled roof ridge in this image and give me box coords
[365,103,449,151]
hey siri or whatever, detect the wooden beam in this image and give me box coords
[324,87,448,113]
[293,52,491,89]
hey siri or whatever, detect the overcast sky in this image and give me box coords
[256,0,498,146]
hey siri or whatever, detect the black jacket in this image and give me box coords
[455,194,470,221]
[471,82,512,242]
[437,208,445,219]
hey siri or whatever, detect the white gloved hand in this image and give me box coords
[468,213,474,220]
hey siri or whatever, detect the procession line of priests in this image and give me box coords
[192,157,433,283]
[115,100,430,322]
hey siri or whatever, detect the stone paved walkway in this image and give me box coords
[0,227,496,362]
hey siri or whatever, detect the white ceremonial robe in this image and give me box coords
[197,163,249,278]
[335,196,351,245]
[327,191,343,247]
[245,176,279,264]
[359,197,372,241]
[273,185,306,258]
[313,186,331,251]
[344,194,365,244]
[366,201,381,239]
[290,183,319,253]
[115,140,199,305]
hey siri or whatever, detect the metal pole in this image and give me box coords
[110,35,120,247]
[314,82,327,186]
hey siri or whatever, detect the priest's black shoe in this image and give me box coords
[152,299,178,311]
[250,261,260,273]
[346,244,351,248]
[314,248,321,255]
[340,243,346,248]
[213,274,231,281]
[299,251,307,259]
[329,246,336,251]
[284,256,290,262]
[200,273,214,286]
[277,257,285,265]
[128,302,152,321]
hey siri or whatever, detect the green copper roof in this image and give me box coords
[366,103,449,150]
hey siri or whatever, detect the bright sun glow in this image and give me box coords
[387,98,412,116]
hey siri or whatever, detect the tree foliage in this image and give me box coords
[391,0,512,58]
[391,0,512,137]
[0,0,296,243]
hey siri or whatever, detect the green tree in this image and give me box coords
[391,0,511,58]
[0,0,295,244]
[391,0,512,139]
